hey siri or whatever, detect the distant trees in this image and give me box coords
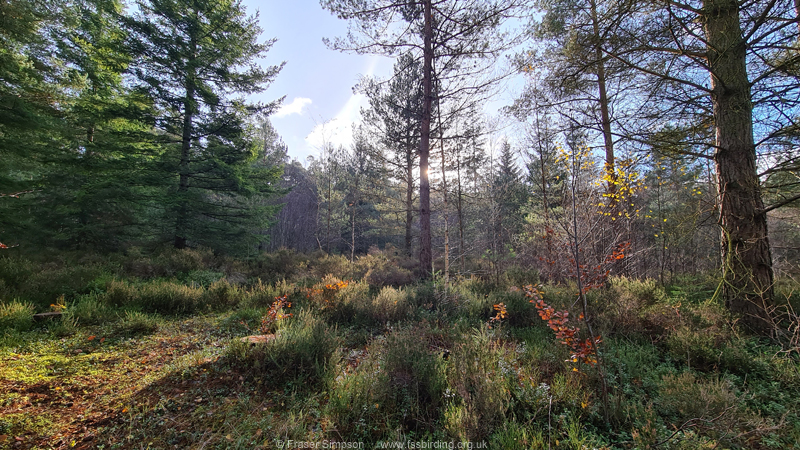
[358,53,424,256]
[322,0,527,276]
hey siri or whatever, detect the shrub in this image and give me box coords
[326,351,388,440]
[200,279,243,309]
[69,294,115,325]
[122,247,212,279]
[594,277,682,337]
[241,279,299,309]
[489,421,545,450]
[104,280,201,314]
[49,313,78,337]
[228,310,339,387]
[448,279,492,324]
[307,253,351,280]
[364,258,414,287]
[328,324,448,438]
[370,286,410,323]
[665,300,733,370]
[12,263,108,309]
[180,270,224,287]
[444,330,510,441]
[154,247,210,276]
[0,301,35,331]
[219,307,264,335]
[0,257,35,298]
[381,326,448,433]
[505,265,540,287]
[657,372,773,447]
[250,248,306,283]
[115,310,160,335]
[312,277,373,327]
[492,288,537,328]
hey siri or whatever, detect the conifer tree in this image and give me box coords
[124,0,284,253]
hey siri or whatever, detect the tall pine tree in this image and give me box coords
[124,0,284,253]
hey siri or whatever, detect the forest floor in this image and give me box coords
[1,249,800,449]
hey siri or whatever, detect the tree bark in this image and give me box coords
[704,0,773,332]
[174,35,197,250]
[590,0,615,194]
[405,137,414,256]
[418,0,433,277]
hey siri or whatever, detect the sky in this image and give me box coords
[241,0,394,163]
[241,0,526,164]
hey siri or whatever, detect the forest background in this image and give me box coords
[2,0,800,448]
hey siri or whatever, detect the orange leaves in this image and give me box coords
[565,241,630,294]
[305,279,348,309]
[324,280,348,290]
[259,295,292,334]
[487,303,507,328]
[525,284,601,368]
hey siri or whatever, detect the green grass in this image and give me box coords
[1,251,799,449]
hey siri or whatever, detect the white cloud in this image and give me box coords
[274,97,312,118]
[301,55,392,158]
[305,93,367,154]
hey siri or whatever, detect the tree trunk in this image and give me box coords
[405,139,414,256]
[456,154,465,273]
[590,0,615,194]
[704,0,773,332]
[174,37,197,250]
[418,0,433,277]
[439,104,449,287]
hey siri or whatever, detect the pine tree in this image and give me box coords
[124,0,284,253]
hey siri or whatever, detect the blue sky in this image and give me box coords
[241,0,526,163]
[242,0,394,162]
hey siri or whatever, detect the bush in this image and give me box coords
[0,257,36,299]
[0,260,110,309]
[327,324,448,439]
[489,422,545,450]
[505,265,540,287]
[307,253,351,280]
[115,311,160,335]
[314,278,372,326]
[595,277,681,337]
[228,310,339,387]
[250,249,305,284]
[382,325,448,432]
[200,279,243,309]
[69,294,115,325]
[370,286,411,323]
[657,372,774,447]
[444,330,510,441]
[104,280,200,314]
[490,289,537,328]
[0,301,35,331]
[122,247,213,279]
[664,300,733,370]
[241,279,298,309]
[180,270,224,287]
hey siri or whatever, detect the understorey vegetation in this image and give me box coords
[1,248,799,449]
